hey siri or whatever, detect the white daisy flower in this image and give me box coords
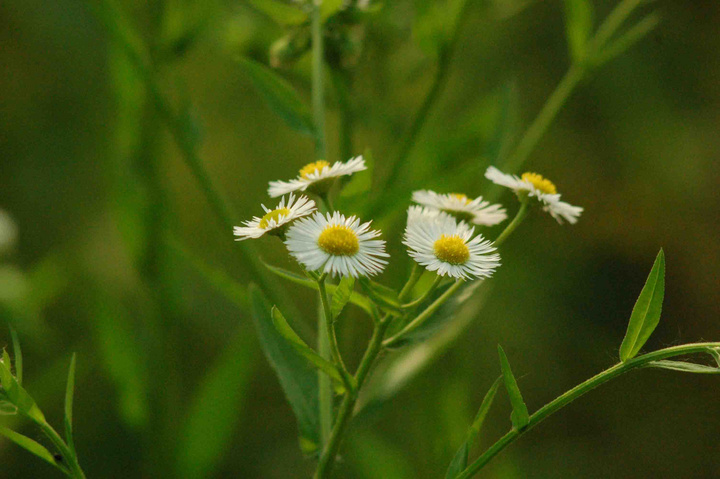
[233,194,316,240]
[285,211,388,278]
[411,190,507,226]
[485,166,583,224]
[268,156,366,197]
[403,213,500,280]
[406,205,455,227]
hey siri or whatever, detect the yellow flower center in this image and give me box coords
[259,208,290,229]
[521,172,557,194]
[317,225,359,256]
[299,160,330,179]
[450,193,470,204]
[433,234,470,265]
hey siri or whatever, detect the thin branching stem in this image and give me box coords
[318,275,354,391]
[456,343,720,479]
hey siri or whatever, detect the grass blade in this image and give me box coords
[646,360,720,374]
[9,326,22,385]
[64,353,77,455]
[563,0,594,61]
[619,249,665,361]
[498,345,529,430]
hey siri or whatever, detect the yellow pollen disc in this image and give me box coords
[317,225,359,256]
[299,160,330,179]
[259,208,290,229]
[450,193,471,204]
[433,234,470,265]
[521,172,557,194]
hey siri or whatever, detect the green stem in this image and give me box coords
[456,342,720,479]
[589,0,645,53]
[501,64,585,175]
[318,276,354,390]
[38,421,85,479]
[314,316,393,479]
[312,1,326,159]
[493,200,530,247]
[402,275,443,310]
[383,279,464,348]
[398,264,424,302]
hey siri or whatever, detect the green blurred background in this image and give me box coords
[1,0,719,477]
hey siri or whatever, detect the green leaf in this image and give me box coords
[646,360,720,375]
[177,330,256,479]
[64,353,77,454]
[358,277,402,314]
[0,427,60,470]
[498,345,529,430]
[330,277,355,320]
[562,0,594,61]
[246,0,308,25]
[250,285,320,455]
[263,262,373,315]
[238,57,315,136]
[445,377,502,478]
[619,249,665,362]
[9,326,22,385]
[0,350,45,425]
[271,306,347,392]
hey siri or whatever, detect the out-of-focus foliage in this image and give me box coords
[2,0,720,477]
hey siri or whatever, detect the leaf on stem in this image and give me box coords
[646,360,720,375]
[498,345,529,430]
[238,57,315,136]
[249,285,320,455]
[271,306,347,393]
[445,377,502,478]
[64,353,77,454]
[619,249,665,362]
[358,277,403,314]
[330,277,355,320]
[562,0,594,62]
[0,427,61,470]
[264,262,373,315]
[177,329,256,479]
[9,326,22,385]
[0,350,45,425]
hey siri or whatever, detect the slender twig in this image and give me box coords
[398,264,424,302]
[401,275,443,310]
[456,342,720,479]
[318,275,354,391]
[493,199,530,247]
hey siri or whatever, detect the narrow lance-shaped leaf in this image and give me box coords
[619,249,665,362]
[271,306,347,393]
[646,360,720,375]
[0,349,45,425]
[0,427,62,471]
[330,277,355,320]
[238,58,315,136]
[445,377,502,478]
[64,353,77,454]
[9,326,22,385]
[249,285,320,455]
[498,345,529,430]
[563,0,594,61]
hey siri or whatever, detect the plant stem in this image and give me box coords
[38,421,85,479]
[493,200,530,247]
[398,264,424,302]
[383,279,465,348]
[331,67,353,162]
[312,0,326,159]
[402,275,443,310]
[314,316,393,479]
[318,276,354,390]
[455,342,720,479]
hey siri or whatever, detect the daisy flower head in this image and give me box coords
[406,205,456,228]
[285,211,388,278]
[268,156,366,198]
[233,194,316,241]
[484,166,583,224]
[411,190,507,226]
[403,213,500,280]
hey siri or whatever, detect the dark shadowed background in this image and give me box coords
[1,0,719,477]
